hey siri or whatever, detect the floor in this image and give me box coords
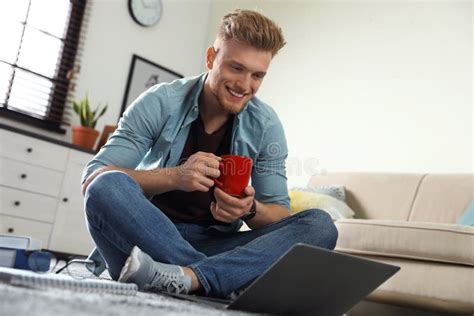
[1,258,468,316]
[348,300,470,316]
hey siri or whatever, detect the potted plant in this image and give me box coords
[72,94,107,150]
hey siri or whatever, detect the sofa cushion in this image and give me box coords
[458,200,474,226]
[307,173,423,220]
[361,256,474,313]
[293,185,346,202]
[288,190,354,220]
[409,174,474,224]
[335,219,474,266]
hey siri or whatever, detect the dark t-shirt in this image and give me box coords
[151,115,233,226]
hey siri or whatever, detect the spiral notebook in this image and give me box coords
[0,267,137,296]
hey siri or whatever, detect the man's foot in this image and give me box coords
[118,246,191,294]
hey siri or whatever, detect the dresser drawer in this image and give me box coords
[0,186,58,223]
[50,162,94,256]
[0,129,68,171]
[0,158,64,197]
[0,215,52,249]
[68,149,93,166]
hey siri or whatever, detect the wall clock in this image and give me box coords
[128,0,162,27]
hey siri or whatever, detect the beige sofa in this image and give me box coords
[308,173,474,314]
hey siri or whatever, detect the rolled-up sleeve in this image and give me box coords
[81,91,162,184]
[251,115,290,209]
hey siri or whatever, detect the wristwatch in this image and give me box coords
[240,199,257,221]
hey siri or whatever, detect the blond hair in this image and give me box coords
[218,9,286,57]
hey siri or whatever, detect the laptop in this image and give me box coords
[162,243,400,315]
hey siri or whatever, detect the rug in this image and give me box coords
[0,262,257,316]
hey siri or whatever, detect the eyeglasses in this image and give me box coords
[18,251,99,280]
[55,257,97,280]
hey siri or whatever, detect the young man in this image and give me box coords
[82,10,338,298]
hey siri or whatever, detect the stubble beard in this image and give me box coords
[216,87,250,115]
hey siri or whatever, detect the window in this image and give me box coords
[0,0,87,133]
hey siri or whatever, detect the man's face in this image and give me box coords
[205,39,272,114]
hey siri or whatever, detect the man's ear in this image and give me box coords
[206,46,216,70]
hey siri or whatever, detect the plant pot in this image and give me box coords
[72,126,100,150]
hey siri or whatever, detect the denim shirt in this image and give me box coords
[83,74,290,273]
[82,73,290,210]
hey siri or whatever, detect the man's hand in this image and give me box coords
[211,186,255,223]
[174,151,221,192]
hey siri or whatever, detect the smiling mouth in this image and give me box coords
[227,87,246,98]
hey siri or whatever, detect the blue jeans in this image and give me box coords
[84,171,338,298]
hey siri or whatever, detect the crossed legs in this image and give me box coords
[85,171,338,297]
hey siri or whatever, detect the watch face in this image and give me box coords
[129,0,162,27]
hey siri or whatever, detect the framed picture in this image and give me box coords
[120,54,183,119]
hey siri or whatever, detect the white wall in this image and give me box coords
[2,0,471,188]
[73,0,212,136]
[209,0,473,187]
[1,0,212,141]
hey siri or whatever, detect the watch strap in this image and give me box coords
[240,199,257,221]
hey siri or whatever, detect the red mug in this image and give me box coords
[214,155,253,197]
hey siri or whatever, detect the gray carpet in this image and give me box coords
[0,282,258,315]
[0,282,259,316]
[0,263,258,316]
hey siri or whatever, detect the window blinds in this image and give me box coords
[0,0,89,133]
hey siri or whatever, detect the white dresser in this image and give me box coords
[0,126,96,256]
